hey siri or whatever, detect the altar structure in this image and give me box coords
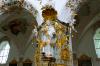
[32,2,77,66]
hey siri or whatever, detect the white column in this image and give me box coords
[69,27,74,66]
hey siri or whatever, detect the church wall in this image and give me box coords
[0,40,19,66]
[24,43,35,66]
[0,41,35,66]
[77,27,100,66]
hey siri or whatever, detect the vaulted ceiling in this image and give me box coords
[0,8,37,54]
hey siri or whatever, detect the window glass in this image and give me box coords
[0,41,10,64]
[94,28,100,58]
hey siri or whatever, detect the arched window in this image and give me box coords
[94,28,100,58]
[0,40,10,64]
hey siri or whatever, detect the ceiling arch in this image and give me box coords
[79,13,100,41]
[0,8,38,55]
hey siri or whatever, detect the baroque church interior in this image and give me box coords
[0,0,100,66]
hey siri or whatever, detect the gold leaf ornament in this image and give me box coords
[42,6,57,21]
[60,48,70,61]
[37,39,45,48]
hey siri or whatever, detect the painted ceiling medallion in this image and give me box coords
[2,19,27,35]
[42,5,57,21]
[9,19,27,35]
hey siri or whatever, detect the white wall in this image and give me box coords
[0,40,35,66]
[77,27,100,66]
[24,43,35,66]
[0,40,19,66]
